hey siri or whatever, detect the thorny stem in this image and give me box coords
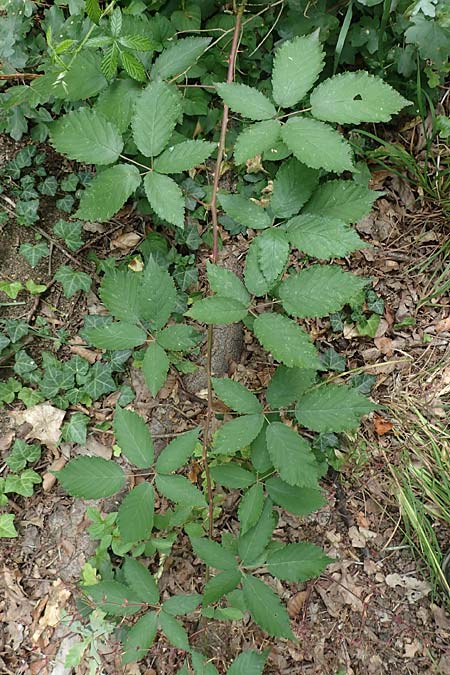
[202,3,246,544]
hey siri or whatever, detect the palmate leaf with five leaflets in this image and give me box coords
[75,164,141,222]
[272,33,325,108]
[215,83,276,120]
[281,117,354,173]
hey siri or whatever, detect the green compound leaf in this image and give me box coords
[85,581,141,617]
[19,242,49,268]
[190,537,238,570]
[162,594,201,616]
[99,269,142,323]
[122,611,158,665]
[212,377,262,414]
[158,610,190,650]
[218,193,271,230]
[227,650,269,675]
[238,483,265,535]
[151,36,211,80]
[101,43,119,80]
[267,542,332,582]
[155,474,206,507]
[267,366,316,409]
[310,71,410,124]
[242,575,294,639]
[210,464,256,489]
[216,83,276,121]
[270,158,319,219]
[114,407,154,468]
[202,569,241,605]
[186,296,248,324]
[76,164,141,222]
[279,265,369,318]
[84,321,147,350]
[144,172,185,228]
[287,214,364,259]
[155,428,199,474]
[123,556,159,604]
[266,476,326,515]
[272,33,325,108]
[62,52,108,101]
[238,498,276,564]
[132,81,182,158]
[255,229,289,284]
[234,120,281,165]
[296,383,377,432]
[206,262,250,307]
[304,179,381,223]
[50,108,123,165]
[266,422,318,488]
[142,341,169,397]
[281,117,354,173]
[54,266,92,298]
[153,140,216,174]
[119,34,155,51]
[253,312,322,369]
[213,414,264,455]
[118,483,154,543]
[56,456,125,498]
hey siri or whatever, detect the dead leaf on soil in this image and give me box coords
[373,414,394,436]
[385,573,431,602]
[404,638,423,658]
[11,404,65,448]
[43,457,67,492]
[32,579,71,642]
[348,525,377,548]
[435,317,450,333]
[287,590,309,618]
[431,603,450,637]
[110,231,141,251]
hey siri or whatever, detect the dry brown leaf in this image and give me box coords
[69,342,97,364]
[11,404,65,448]
[32,580,71,642]
[385,573,431,602]
[287,590,309,618]
[110,231,141,251]
[42,457,67,492]
[435,317,450,333]
[373,414,393,436]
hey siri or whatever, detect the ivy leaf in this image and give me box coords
[242,575,293,638]
[53,220,84,251]
[144,172,185,228]
[132,81,182,158]
[114,407,154,468]
[253,313,322,369]
[212,378,261,414]
[5,469,41,497]
[54,266,92,298]
[267,366,316,409]
[19,242,49,268]
[310,71,410,124]
[99,269,142,323]
[190,537,238,570]
[270,159,319,219]
[82,362,116,399]
[238,483,265,535]
[139,258,177,329]
[5,439,41,473]
[123,557,159,604]
[142,342,169,397]
[118,483,154,543]
[156,429,199,474]
[0,514,18,538]
[121,50,146,82]
[279,265,369,318]
[84,322,147,350]
[281,117,354,173]
[210,464,256,489]
[155,474,206,507]
[267,542,332,582]
[218,194,271,230]
[162,594,201,616]
[296,383,376,432]
[153,140,216,174]
[255,229,289,284]
[234,120,281,165]
[157,325,201,351]
[122,611,158,665]
[50,108,123,165]
[159,611,190,650]
[206,262,250,307]
[266,422,318,488]
[272,33,325,107]
[238,498,276,564]
[304,180,381,223]
[62,412,89,444]
[202,569,241,605]
[55,456,125,498]
[85,581,141,617]
[151,36,211,80]
[186,296,248,324]
[215,83,276,120]
[76,164,141,222]
[287,214,364,259]
[213,415,264,455]
[227,651,269,675]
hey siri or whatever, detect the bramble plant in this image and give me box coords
[0,0,412,671]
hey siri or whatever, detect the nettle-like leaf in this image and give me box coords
[272,33,325,108]
[266,422,318,488]
[281,117,354,173]
[54,266,92,298]
[213,414,264,455]
[153,140,216,174]
[287,214,364,259]
[114,407,154,468]
[234,120,281,165]
[151,36,211,80]
[76,164,141,221]
[310,71,410,124]
[279,265,369,318]
[304,179,381,223]
[50,108,123,165]
[242,575,293,638]
[253,313,322,369]
[255,229,289,284]
[267,542,332,582]
[84,321,147,349]
[270,158,319,219]
[186,296,248,324]
[159,610,190,650]
[122,611,158,665]
[244,241,274,297]
[121,50,146,82]
[85,0,101,24]
[216,83,276,121]
[295,383,376,432]
[162,593,201,616]
[265,476,326,516]
[99,269,142,323]
[238,498,276,564]
[218,193,271,230]
[143,341,169,397]
[155,428,199,474]
[56,456,125,498]
[118,482,154,543]
[123,557,159,604]
[101,43,119,80]
[210,464,256,489]
[132,81,182,158]
[212,377,262,415]
[206,262,250,307]
[139,259,177,329]
[144,172,185,228]
[190,537,238,570]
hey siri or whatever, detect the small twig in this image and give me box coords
[0,72,41,80]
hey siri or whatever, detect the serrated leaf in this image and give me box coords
[244,240,274,297]
[212,377,261,414]
[63,52,108,101]
[287,214,364,259]
[238,483,265,535]
[190,537,238,570]
[296,383,376,432]
[99,270,142,323]
[304,180,380,223]
[19,242,49,268]
[101,43,119,80]
[310,71,410,124]
[281,117,354,173]
[123,557,159,604]
[202,569,241,605]
[142,342,169,397]
[122,611,158,665]
[76,164,141,222]
[118,483,154,543]
[218,193,271,230]
[56,457,125,498]
[84,322,147,350]
[267,366,316,409]
[186,296,248,325]
[85,0,101,23]
[121,50,146,81]
[132,81,182,158]
[227,650,269,675]
[154,140,216,174]
[253,313,322,369]
[162,594,201,616]
[157,325,200,351]
[270,158,319,218]
[139,258,177,329]
[159,611,190,650]
[216,83,276,121]
[155,428,199,474]
[255,229,289,284]
[206,262,250,307]
[234,120,281,165]
[95,79,140,133]
[119,34,155,51]
[54,266,92,298]
[85,581,141,617]
[266,422,318,488]
[272,34,325,107]
[144,172,184,228]
[242,575,293,638]
[279,265,369,318]
[238,498,276,564]
[210,464,255,489]
[155,474,206,507]
[151,36,211,80]
[213,414,264,455]
[267,542,332,582]
[50,109,122,165]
